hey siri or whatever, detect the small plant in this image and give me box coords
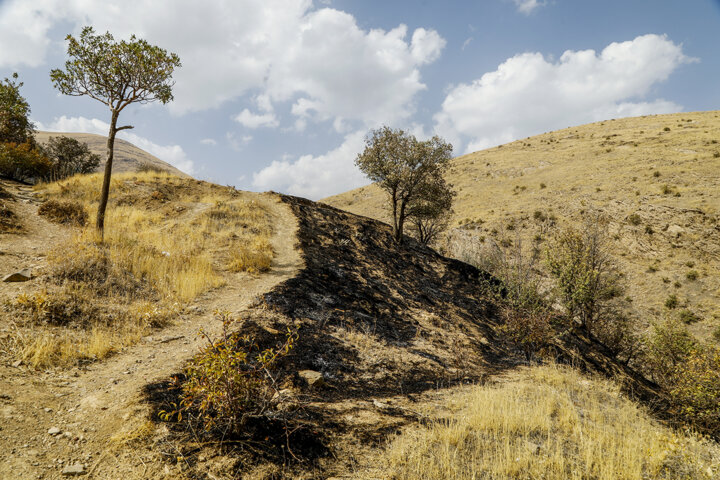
[533,210,546,221]
[713,152,719,158]
[645,225,654,235]
[653,170,661,177]
[38,199,88,226]
[539,182,546,189]
[678,309,701,324]
[661,184,673,195]
[686,270,699,281]
[665,294,679,310]
[663,127,671,132]
[627,213,642,225]
[673,281,682,289]
[163,311,297,433]
[647,264,658,273]
[685,261,695,268]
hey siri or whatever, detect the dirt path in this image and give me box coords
[0,191,302,479]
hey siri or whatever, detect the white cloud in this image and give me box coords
[0,0,444,130]
[252,131,368,199]
[435,34,693,152]
[200,138,217,146]
[38,115,195,174]
[234,109,280,129]
[512,0,546,15]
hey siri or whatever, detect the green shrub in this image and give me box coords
[665,294,679,309]
[0,142,51,182]
[669,346,720,435]
[678,309,701,324]
[686,270,699,281]
[643,318,695,385]
[164,312,297,433]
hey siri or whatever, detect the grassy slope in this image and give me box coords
[323,111,720,340]
[34,131,190,177]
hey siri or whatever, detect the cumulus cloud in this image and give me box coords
[435,34,693,152]
[200,138,217,146]
[0,0,444,130]
[38,115,195,174]
[512,0,546,15]
[252,131,368,199]
[234,109,279,129]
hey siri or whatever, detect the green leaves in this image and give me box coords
[355,126,454,242]
[0,73,35,145]
[50,26,181,111]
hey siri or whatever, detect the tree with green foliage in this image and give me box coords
[0,73,35,145]
[42,136,100,181]
[407,173,455,245]
[355,126,454,243]
[50,26,181,236]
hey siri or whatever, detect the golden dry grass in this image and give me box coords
[378,364,720,480]
[6,171,274,368]
[323,111,720,340]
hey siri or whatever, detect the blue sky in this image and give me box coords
[1,0,718,198]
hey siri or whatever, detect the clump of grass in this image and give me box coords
[38,199,88,226]
[686,270,699,281]
[0,201,22,232]
[665,294,679,309]
[228,237,274,274]
[382,364,719,480]
[678,309,702,324]
[627,213,642,225]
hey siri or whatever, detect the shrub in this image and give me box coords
[164,312,297,433]
[669,346,720,435]
[663,127,671,132]
[627,213,642,225]
[0,201,21,232]
[0,142,51,182]
[539,182,546,189]
[645,225,654,235]
[643,318,695,385]
[678,309,702,324]
[653,170,661,177]
[41,136,100,181]
[665,294,679,309]
[686,270,699,281]
[38,199,88,226]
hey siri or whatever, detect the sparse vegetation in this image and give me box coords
[37,199,88,226]
[380,364,719,480]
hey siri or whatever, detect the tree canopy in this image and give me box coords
[0,73,35,145]
[355,127,454,243]
[50,26,181,235]
[42,136,101,181]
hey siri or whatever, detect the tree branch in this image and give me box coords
[115,125,134,131]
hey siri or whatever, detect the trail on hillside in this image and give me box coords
[0,187,302,480]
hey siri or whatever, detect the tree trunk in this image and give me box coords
[396,200,406,243]
[96,110,119,238]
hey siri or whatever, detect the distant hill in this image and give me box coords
[323,111,720,340]
[34,131,190,178]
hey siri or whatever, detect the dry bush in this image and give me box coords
[382,364,720,480]
[0,201,21,232]
[38,199,88,226]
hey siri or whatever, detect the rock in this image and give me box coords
[61,463,85,476]
[667,224,685,236]
[11,360,22,368]
[47,427,61,435]
[2,269,31,282]
[299,370,325,388]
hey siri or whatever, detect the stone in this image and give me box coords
[3,269,31,282]
[61,463,85,476]
[47,427,61,435]
[298,370,325,388]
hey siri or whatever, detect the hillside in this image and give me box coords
[323,110,720,340]
[1,173,717,478]
[34,131,190,177]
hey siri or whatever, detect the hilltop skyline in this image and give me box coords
[1,0,719,198]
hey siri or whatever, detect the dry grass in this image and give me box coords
[378,364,720,480]
[5,171,275,368]
[324,111,720,341]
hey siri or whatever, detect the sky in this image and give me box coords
[1,0,719,199]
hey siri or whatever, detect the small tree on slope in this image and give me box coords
[50,27,180,237]
[355,126,454,243]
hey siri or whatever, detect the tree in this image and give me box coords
[50,27,181,236]
[0,73,35,145]
[407,174,454,245]
[355,126,453,242]
[42,136,100,181]
[0,142,51,182]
